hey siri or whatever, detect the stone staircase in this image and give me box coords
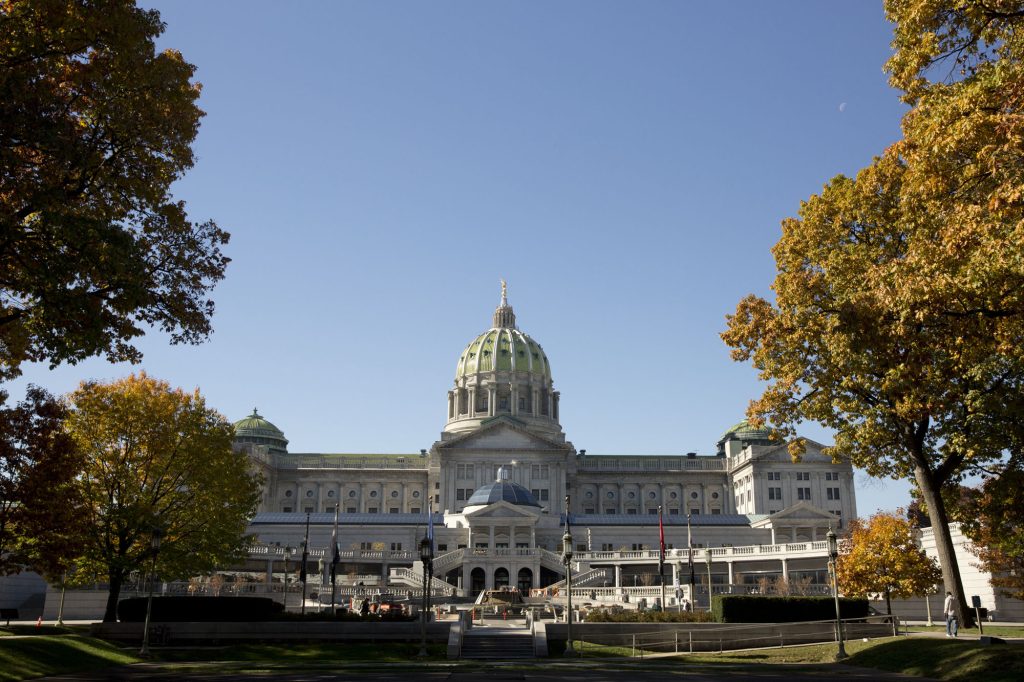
[460,629,534,660]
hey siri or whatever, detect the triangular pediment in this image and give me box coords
[438,417,568,452]
[753,501,838,527]
[463,500,541,519]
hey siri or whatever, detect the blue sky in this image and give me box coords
[12,1,913,514]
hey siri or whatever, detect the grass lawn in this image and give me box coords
[0,634,140,682]
[573,635,1024,682]
[155,641,448,664]
[905,624,1024,638]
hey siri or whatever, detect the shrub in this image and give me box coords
[711,595,869,623]
[584,609,713,623]
[118,596,283,622]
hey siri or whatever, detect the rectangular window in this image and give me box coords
[746,491,751,502]
[797,472,810,481]
[457,489,465,501]
[601,543,614,551]
[304,506,313,513]
[438,543,447,552]
[691,508,700,515]
[797,487,811,500]
[627,508,637,515]
[767,472,781,480]
[346,507,357,514]
[584,508,595,514]
[456,463,474,479]
[283,506,293,513]
[360,542,373,550]
[827,487,840,500]
[648,508,658,515]
[368,507,378,513]
[390,542,402,551]
[605,508,616,514]
[410,507,420,514]
[631,543,644,551]
[389,507,399,514]
[769,487,782,500]
[711,508,721,514]
[769,509,779,514]
[531,464,550,479]
[669,508,680,515]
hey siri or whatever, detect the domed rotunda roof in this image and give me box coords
[454,282,550,381]
[718,418,774,448]
[465,466,542,509]
[233,408,289,454]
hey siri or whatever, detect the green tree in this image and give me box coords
[0,0,229,381]
[722,1,1024,627]
[0,386,85,577]
[836,512,941,615]
[67,373,261,622]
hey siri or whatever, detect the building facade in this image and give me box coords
[233,287,856,597]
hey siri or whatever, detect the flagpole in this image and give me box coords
[658,505,666,611]
[300,512,310,615]
[330,504,340,613]
[687,512,695,610]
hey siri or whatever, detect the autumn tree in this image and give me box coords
[66,374,261,622]
[0,0,229,381]
[836,512,941,615]
[0,386,85,577]
[956,461,1024,600]
[723,1,1024,628]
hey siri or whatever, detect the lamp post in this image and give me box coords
[300,513,310,615]
[562,494,575,656]
[140,527,164,656]
[283,546,293,612]
[705,550,713,610]
[826,528,848,661]
[418,535,433,657]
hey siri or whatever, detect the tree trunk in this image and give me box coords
[885,587,892,615]
[103,570,123,623]
[913,464,974,628]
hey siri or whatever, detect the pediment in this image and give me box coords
[463,500,541,519]
[760,501,837,523]
[439,418,567,452]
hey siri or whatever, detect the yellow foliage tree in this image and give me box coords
[836,512,941,615]
[67,373,261,622]
[723,1,1024,628]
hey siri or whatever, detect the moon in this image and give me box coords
[839,102,847,113]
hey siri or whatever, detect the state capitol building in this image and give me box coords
[232,286,856,598]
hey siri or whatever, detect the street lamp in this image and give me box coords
[283,546,293,612]
[826,528,848,661]
[705,550,713,610]
[140,527,164,656]
[418,534,433,657]
[561,494,575,657]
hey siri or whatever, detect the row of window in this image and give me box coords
[455,463,551,480]
[765,486,841,501]
[282,506,424,514]
[283,488,422,500]
[582,490,717,500]
[582,507,720,515]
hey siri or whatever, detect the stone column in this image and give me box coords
[530,527,536,549]
[511,385,519,416]
[489,525,495,549]
[266,557,274,585]
[781,558,789,581]
[614,564,622,588]
[468,388,476,417]
[487,387,496,417]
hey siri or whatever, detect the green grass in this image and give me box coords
[906,624,1024,638]
[572,636,1024,682]
[154,642,447,664]
[0,634,140,682]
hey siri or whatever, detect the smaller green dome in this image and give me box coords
[233,408,289,454]
[719,419,774,446]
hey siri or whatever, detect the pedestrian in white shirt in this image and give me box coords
[943,591,958,637]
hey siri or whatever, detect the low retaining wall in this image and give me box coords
[547,617,897,653]
[91,621,452,645]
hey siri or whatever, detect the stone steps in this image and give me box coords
[460,631,534,659]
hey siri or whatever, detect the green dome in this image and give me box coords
[455,327,551,380]
[719,419,774,446]
[233,408,289,454]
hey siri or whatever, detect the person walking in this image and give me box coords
[943,591,958,637]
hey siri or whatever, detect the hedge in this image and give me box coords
[117,596,284,622]
[711,595,869,623]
